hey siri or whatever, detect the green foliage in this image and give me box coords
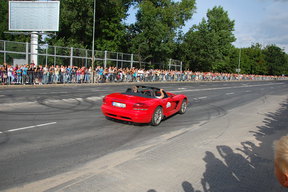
[227,44,288,76]
[127,0,196,64]
[181,21,213,71]
[182,6,236,72]
[0,0,8,40]
[48,0,132,51]
[181,6,288,75]
[239,44,267,74]
[263,45,287,75]
[207,7,236,71]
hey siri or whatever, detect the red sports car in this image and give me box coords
[101,85,188,126]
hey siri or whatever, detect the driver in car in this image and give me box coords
[132,86,138,93]
[155,89,165,99]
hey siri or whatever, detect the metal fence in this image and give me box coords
[0,40,182,70]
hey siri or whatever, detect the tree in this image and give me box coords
[127,0,196,66]
[263,45,287,75]
[182,6,236,72]
[0,0,9,41]
[181,20,215,72]
[48,0,133,51]
[243,44,267,75]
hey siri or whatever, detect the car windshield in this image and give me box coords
[122,85,168,99]
[123,87,156,98]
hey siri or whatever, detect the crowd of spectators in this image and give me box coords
[0,63,287,85]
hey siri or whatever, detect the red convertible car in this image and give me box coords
[101,85,188,126]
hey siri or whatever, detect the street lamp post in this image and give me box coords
[91,0,96,83]
[237,48,241,74]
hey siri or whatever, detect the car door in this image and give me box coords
[161,96,177,116]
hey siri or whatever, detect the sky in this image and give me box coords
[126,0,288,52]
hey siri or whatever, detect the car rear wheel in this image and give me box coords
[179,99,187,114]
[151,106,163,126]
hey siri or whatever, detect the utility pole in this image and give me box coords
[237,48,241,74]
[91,0,96,83]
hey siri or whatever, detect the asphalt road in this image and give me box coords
[0,81,287,192]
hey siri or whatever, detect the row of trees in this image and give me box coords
[0,0,287,75]
[181,6,288,75]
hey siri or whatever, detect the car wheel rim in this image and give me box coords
[181,101,187,112]
[154,108,162,124]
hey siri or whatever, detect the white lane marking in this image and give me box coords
[3,122,57,133]
[198,96,207,99]
[225,92,235,95]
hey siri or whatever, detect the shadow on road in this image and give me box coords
[148,99,288,192]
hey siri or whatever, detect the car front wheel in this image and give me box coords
[151,106,163,126]
[179,99,187,114]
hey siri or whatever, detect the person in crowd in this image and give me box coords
[49,65,55,84]
[16,65,22,84]
[98,66,104,83]
[42,65,49,84]
[60,65,66,83]
[21,64,28,84]
[27,64,35,84]
[54,65,60,83]
[274,135,288,188]
[7,65,14,84]
[35,65,43,85]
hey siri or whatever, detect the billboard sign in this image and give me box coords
[9,1,60,31]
